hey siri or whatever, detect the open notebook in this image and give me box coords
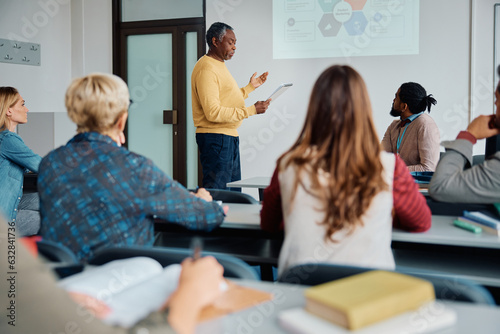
[59,257,273,328]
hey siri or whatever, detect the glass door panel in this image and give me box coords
[127,33,173,176]
[185,31,198,189]
[121,0,203,22]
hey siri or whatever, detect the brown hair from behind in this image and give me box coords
[65,73,130,134]
[278,65,388,241]
[0,87,20,132]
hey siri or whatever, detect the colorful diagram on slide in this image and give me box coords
[318,0,370,37]
[273,0,419,59]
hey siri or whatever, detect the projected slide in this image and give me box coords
[273,0,419,59]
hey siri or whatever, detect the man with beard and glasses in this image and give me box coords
[381,82,440,172]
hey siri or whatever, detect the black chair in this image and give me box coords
[206,188,259,204]
[88,245,260,280]
[278,263,495,305]
[36,239,79,263]
[397,266,495,305]
[36,239,83,278]
[23,172,38,192]
[426,198,494,216]
[472,154,485,166]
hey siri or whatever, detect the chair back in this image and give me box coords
[36,239,79,264]
[36,239,83,278]
[397,267,495,305]
[279,263,495,305]
[206,188,259,204]
[89,245,260,280]
[472,154,485,165]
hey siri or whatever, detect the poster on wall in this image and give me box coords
[272,0,420,59]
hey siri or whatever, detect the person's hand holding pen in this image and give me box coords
[167,237,224,334]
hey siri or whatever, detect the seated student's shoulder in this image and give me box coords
[124,150,172,182]
[0,130,25,146]
[417,113,438,125]
[386,119,401,130]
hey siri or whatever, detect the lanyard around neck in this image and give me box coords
[396,122,410,154]
[396,112,424,154]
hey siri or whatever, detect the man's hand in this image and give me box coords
[255,99,271,114]
[466,114,500,140]
[250,71,268,88]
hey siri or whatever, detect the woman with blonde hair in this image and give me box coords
[38,73,224,262]
[260,65,431,276]
[0,87,41,236]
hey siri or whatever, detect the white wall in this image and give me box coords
[0,0,72,116]
[1,0,497,181]
[0,0,112,153]
[206,0,497,182]
[470,0,498,152]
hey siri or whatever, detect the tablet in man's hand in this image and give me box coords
[267,83,293,102]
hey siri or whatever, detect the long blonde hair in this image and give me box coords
[0,87,20,132]
[278,65,387,240]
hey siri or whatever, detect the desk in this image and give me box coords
[220,204,500,287]
[227,177,270,200]
[392,215,500,249]
[155,204,500,288]
[226,177,430,199]
[197,279,500,333]
[154,203,282,278]
[224,204,500,248]
[222,203,261,229]
[226,177,271,189]
[392,215,500,288]
[223,203,498,247]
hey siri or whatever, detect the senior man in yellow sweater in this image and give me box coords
[192,22,270,190]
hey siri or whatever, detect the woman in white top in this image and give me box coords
[260,65,431,277]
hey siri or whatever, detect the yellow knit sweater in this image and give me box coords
[191,55,257,137]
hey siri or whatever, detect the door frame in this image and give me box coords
[112,1,206,186]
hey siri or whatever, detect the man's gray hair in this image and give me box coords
[206,22,233,48]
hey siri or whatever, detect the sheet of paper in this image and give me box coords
[198,281,274,322]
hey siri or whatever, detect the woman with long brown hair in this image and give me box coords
[260,65,431,276]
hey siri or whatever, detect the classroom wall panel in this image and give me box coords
[206,0,485,180]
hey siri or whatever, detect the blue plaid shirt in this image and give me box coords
[38,132,224,262]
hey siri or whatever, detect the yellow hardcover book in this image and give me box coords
[304,270,435,330]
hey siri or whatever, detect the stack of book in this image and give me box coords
[456,211,500,236]
[279,270,457,333]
